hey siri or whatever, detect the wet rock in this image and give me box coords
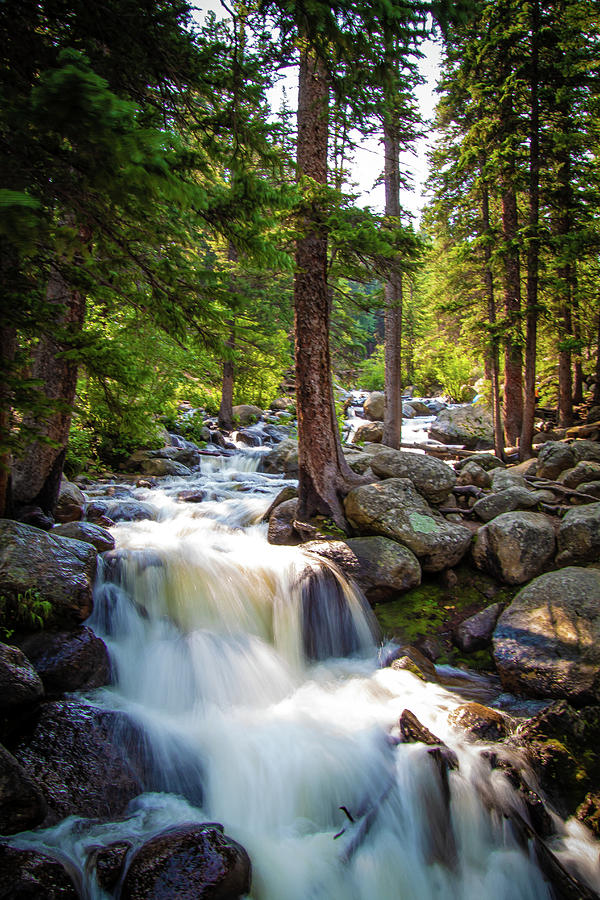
[140,458,192,477]
[86,499,158,523]
[55,479,85,524]
[448,701,511,741]
[262,439,299,477]
[391,655,427,680]
[87,840,132,893]
[454,602,503,653]
[52,521,115,552]
[456,462,491,489]
[370,450,456,505]
[399,709,442,745]
[576,793,600,838]
[471,486,548,522]
[556,502,600,565]
[493,568,600,703]
[0,642,44,712]
[0,845,79,898]
[471,512,556,584]
[405,400,431,416]
[428,405,494,449]
[0,520,97,628]
[536,441,575,479]
[19,626,110,697]
[303,536,421,601]
[232,404,263,426]
[0,742,47,834]
[558,460,600,489]
[11,699,144,824]
[351,421,383,444]
[344,478,472,572]
[382,645,437,680]
[233,426,263,447]
[363,391,384,421]
[120,824,251,900]
[267,498,301,546]
[481,750,555,839]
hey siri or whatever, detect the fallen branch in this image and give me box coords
[525,476,600,504]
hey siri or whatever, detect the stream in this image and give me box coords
[10,450,600,898]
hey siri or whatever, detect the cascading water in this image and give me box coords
[10,452,600,898]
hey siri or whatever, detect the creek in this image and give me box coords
[11,450,600,898]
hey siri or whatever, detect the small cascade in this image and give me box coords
[9,450,600,898]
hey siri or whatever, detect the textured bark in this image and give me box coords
[572,282,583,405]
[11,265,85,516]
[500,179,523,445]
[294,48,358,529]
[481,182,504,461]
[556,152,574,428]
[520,0,540,461]
[218,246,237,431]
[594,310,600,406]
[0,325,16,518]
[383,117,402,450]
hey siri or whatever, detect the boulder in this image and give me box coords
[571,439,600,464]
[55,479,85,524]
[536,441,575,479]
[456,462,491,489]
[493,568,600,703]
[11,699,144,824]
[401,402,416,419]
[428,405,494,449]
[351,421,383,444]
[471,512,556,585]
[0,521,97,628]
[454,602,503,653]
[455,453,505,472]
[52,521,115,553]
[471,486,550,522]
[232,404,263,426]
[0,642,44,712]
[363,391,385,421]
[87,841,132,893]
[558,460,600,489]
[302,536,421,601]
[342,447,383,475]
[370,449,456,504]
[120,824,251,900]
[267,499,301,546]
[0,845,78,898]
[344,479,472,572]
[579,481,600,500]
[86,499,158,523]
[489,468,528,491]
[556,502,600,565]
[0,742,47,834]
[405,400,431,417]
[140,458,192,477]
[19,626,111,698]
[262,439,299,477]
[448,702,511,741]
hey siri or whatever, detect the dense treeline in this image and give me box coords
[1,0,599,526]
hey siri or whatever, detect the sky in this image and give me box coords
[192,0,443,220]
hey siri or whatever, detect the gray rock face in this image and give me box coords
[558,460,600,489]
[344,479,472,572]
[351,421,383,444]
[536,441,575,479]
[455,453,505,472]
[571,439,600,464]
[262,439,299,477]
[55,479,86,524]
[20,626,111,697]
[363,391,385,421]
[493,567,600,703]
[472,486,546,522]
[448,702,511,741]
[405,400,431,417]
[86,499,158,523]
[490,468,527,491]
[556,502,600,565]
[0,520,97,627]
[0,845,78,898]
[303,536,421,601]
[52,521,115,552]
[267,499,301,546]
[0,742,47,834]
[0,642,44,712]
[454,603,503,653]
[456,461,491,489]
[120,825,251,900]
[140,458,192,477]
[472,512,556,585]
[428,405,494,449]
[232,403,263,425]
[370,450,456,505]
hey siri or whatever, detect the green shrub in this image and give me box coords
[0,588,52,639]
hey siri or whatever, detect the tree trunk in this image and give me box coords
[294,47,359,529]
[383,116,402,450]
[218,243,238,431]
[481,181,504,460]
[594,307,600,406]
[11,264,85,517]
[0,325,16,518]
[500,179,523,446]
[572,278,583,405]
[520,0,540,460]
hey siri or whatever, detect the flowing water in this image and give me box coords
[12,452,600,898]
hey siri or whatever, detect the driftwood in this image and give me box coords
[565,420,600,439]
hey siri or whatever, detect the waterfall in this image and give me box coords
[10,452,600,898]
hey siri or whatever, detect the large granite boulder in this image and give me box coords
[11,700,144,824]
[232,404,263,426]
[489,468,528,491]
[0,742,47,834]
[370,449,456,505]
[556,502,600,565]
[351,421,383,444]
[139,458,192,477]
[0,520,97,627]
[0,845,78,898]
[19,627,111,698]
[558,460,600,489]
[55,479,85,524]
[493,568,600,703]
[572,439,600,464]
[454,602,503,653]
[471,512,556,585]
[120,824,251,900]
[363,391,385,421]
[428,405,494,449]
[52,521,115,553]
[471,486,550,522]
[86,499,158,523]
[0,642,44,712]
[456,461,491,489]
[262,439,299,477]
[344,479,472,572]
[302,536,421,601]
[536,441,575,479]
[267,499,301,546]
[448,702,511,741]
